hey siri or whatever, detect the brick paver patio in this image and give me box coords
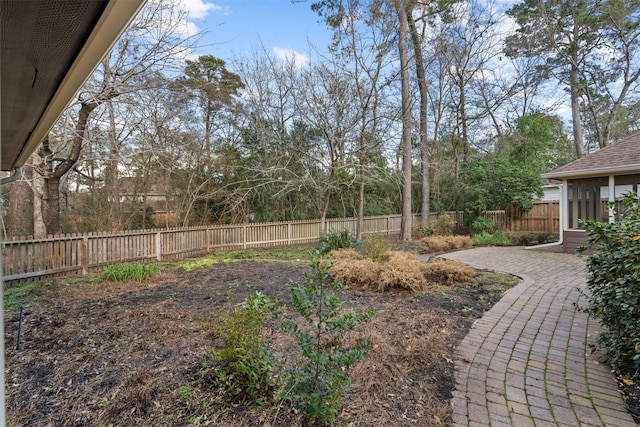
[439,246,636,427]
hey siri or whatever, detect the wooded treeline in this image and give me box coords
[5,0,640,240]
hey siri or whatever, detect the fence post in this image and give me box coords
[80,237,89,275]
[242,224,247,249]
[287,222,291,245]
[156,231,162,261]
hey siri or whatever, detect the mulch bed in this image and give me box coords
[5,255,514,427]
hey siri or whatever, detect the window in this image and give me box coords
[568,176,640,228]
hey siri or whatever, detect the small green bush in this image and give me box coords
[580,194,640,370]
[317,229,357,255]
[360,233,389,263]
[276,251,375,425]
[431,214,455,236]
[471,216,497,235]
[208,292,276,403]
[471,231,512,246]
[102,263,159,282]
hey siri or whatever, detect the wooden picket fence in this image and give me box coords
[1,203,559,286]
[2,214,416,285]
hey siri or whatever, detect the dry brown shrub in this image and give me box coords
[422,258,475,285]
[421,235,450,253]
[451,235,472,249]
[421,235,471,252]
[330,248,362,262]
[331,258,382,290]
[378,251,430,292]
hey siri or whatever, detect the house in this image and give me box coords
[541,132,640,253]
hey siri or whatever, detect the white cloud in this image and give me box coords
[176,0,228,36]
[272,47,310,69]
[180,0,223,19]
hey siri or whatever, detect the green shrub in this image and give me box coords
[208,292,276,403]
[276,251,376,425]
[101,263,159,282]
[317,229,357,255]
[471,216,497,235]
[431,214,455,236]
[580,194,640,370]
[471,231,512,246]
[360,233,389,263]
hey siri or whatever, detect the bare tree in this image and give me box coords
[33,0,196,235]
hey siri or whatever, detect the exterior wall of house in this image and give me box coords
[563,229,587,254]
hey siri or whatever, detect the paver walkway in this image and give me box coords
[439,246,636,427]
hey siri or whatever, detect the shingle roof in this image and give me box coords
[542,132,640,179]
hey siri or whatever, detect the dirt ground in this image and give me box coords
[4,247,517,427]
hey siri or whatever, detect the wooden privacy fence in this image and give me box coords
[506,201,560,233]
[455,201,560,234]
[2,204,559,286]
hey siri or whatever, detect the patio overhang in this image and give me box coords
[1,0,146,172]
[541,165,640,180]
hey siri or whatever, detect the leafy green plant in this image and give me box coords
[471,230,512,246]
[207,291,276,404]
[177,385,192,400]
[471,216,497,235]
[317,229,357,255]
[276,251,376,425]
[360,233,389,263]
[101,263,159,282]
[579,194,640,370]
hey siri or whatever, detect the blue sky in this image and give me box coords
[182,0,332,66]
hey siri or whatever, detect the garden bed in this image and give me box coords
[4,244,518,426]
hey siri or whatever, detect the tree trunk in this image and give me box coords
[570,65,584,158]
[356,156,365,240]
[41,175,63,235]
[406,9,430,225]
[7,163,34,237]
[36,102,98,235]
[570,50,585,157]
[396,0,413,241]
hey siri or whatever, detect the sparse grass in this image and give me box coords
[180,258,219,271]
[476,270,520,287]
[4,282,41,314]
[206,245,313,262]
